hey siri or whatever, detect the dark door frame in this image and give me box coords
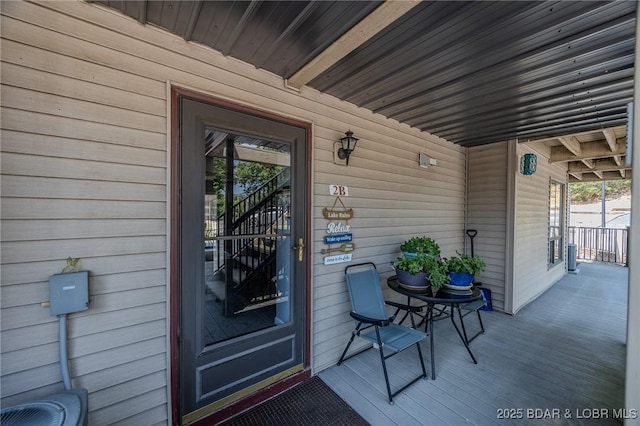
[169,86,312,425]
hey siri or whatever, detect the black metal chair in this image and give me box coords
[457,297,486,344]
[337,263,428,404]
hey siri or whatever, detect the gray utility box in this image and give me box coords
[49,271,89,316]
[567,244,577,272]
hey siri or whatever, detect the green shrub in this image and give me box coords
[400,236,440,257]
[445,254,486,276]
[394,254,449,289]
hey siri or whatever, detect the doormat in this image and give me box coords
[218,376,369,426]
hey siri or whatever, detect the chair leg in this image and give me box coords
[415,341,428,379]
[426,304,435,380]
[456,305,471,344]
[449,307,478,364]
[374,327,395,404]
[337,324,360,365]
[342,323,427,404]
[476,310,485,333]
[457,305,485,345]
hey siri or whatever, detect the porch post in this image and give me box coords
[625,9,640,419]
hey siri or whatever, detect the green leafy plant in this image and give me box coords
[445,253,486,276]
[395,256,424,275]
[61,257,81,274]
[394,254,449,289]
[400,236,441,257]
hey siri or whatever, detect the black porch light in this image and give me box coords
[338,130,359,166]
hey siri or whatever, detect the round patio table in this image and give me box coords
[387,276,483,379]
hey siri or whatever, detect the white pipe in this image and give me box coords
[58,314,72,390]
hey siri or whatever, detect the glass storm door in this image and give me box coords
[178,97,307,422]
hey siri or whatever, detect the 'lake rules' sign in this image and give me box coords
[323,185,354,265]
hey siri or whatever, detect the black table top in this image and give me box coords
[387,275,482,304]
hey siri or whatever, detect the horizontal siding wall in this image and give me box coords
[0,0,467,423]
[466,142,508,312]
[512,143,568,313]
[0,1,169,424]
[312,130,466,371]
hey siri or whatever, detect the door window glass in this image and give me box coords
[204,130,292,346]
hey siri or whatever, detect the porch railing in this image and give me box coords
[568,226,629,266]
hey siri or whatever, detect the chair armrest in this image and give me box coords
[385,301,424,313]
[350,311,390,327]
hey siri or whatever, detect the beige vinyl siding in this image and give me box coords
[312,145,466,370]
[466,142,509,312]
[1,0,466,423]
[512,143,568,313]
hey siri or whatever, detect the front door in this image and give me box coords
[175,94,309,423]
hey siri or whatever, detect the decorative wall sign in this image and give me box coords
[322,208,354,220]
[324,233,352,244]
[329,185,349,196]
[323,253,353,265]
[520,153,537,175]
[321,243,355,254]
[323,186,354,265]
[326,222,350,234]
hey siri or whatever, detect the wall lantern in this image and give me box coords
[337,130,358,166]
[520,153,537,175]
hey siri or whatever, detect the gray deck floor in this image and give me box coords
[320,262,628,425]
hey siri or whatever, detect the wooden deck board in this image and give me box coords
[320,263,627,425]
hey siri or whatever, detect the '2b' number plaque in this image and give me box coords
[329,185,349,197]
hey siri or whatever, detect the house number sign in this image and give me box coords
[323,186,354,265]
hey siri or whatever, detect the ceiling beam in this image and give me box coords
[558,136,583,156]
[285,1,420,90]
[550,139,626,162]
[568,158,629,172]
[603,128,618,151]
[580,158,594,169]
[569,172,583,180]
[528,125,627,144]
[613,155,624,166]
[569,170,631,182]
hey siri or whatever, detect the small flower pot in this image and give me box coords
[396,270,429,290]
[447,272,474,287]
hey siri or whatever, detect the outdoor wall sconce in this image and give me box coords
[336,130,358,166]
[520,152,537,175]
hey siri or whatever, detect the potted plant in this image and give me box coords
[394,254,449,290]
[400,236,441,258]
[445,253,486,288]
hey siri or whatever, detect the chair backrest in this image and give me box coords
[344,263,387,321]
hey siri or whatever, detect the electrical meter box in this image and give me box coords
[49,271,89,316]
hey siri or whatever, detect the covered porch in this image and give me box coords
[321,262,628,425]
[1,1,638,423]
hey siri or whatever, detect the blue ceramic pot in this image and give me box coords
[447,272,474,287]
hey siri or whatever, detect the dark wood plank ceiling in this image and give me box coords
[314,1,635,146]
[96,0,634,179]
